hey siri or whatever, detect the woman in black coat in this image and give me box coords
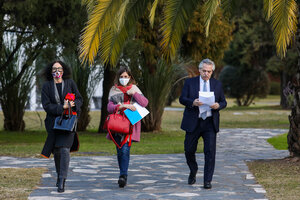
[40,60,82,193]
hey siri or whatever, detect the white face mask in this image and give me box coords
[119,78,130,86]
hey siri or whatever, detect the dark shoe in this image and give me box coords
[118,175,127,188]
[188,173,196,185]
[57,178,66,193]
[203,181,212,189]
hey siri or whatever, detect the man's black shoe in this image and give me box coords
[203,182,212,189]
[188,173,196,185]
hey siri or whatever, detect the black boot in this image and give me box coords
[118,175,127,188]
[57,178,66,193]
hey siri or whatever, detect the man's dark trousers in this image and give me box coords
[184,117,216,183]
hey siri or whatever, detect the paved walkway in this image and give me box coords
[0,128,288,200]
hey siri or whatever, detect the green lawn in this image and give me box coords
[0,95,290,157]
[0,130,193,157]
[268,133,288,150]
[0,95,294,199]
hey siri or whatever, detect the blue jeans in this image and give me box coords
[114,135,131,176]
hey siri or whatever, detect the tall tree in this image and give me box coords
[1,0,88,131]
[0,0,87,95]
[0,41,34,131]
[263,0,300,158]
[266,48,297,108]
[80,1,233,131]
[220,0,273,106]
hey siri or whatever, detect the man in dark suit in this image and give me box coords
[179,58,227,189]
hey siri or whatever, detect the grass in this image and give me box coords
[171,96,290,129]
[0,168,46,200]
[220,108,289,129]
[0,130,194,157]
[268,133,288,150]
[0,95,294,198]
[247,159,300,200]
[0,95,290,157]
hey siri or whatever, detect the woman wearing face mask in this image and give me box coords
[40,61,82,193]
[107,67,148,188]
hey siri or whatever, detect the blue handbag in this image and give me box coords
[53,102,77,132]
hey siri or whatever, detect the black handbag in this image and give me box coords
[53,102,77,132]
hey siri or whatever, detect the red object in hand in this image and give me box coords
[65,93,75,101]
[64,93,77,115]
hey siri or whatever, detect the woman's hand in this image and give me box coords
[63,100,75,109]
[126,90,136,96]
[63,100,69,109]
[119,104,136,111]
[69,101,75,107]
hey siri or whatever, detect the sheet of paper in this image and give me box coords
[133,103,149,118]
[199,92,215,105]
[124,103,149,125]
[199,92,215,112]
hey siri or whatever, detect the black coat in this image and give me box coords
[179,77,227,133]
[41,79,83,158]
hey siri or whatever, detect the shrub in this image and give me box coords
[0,43,34,131]
[219,65,270,106]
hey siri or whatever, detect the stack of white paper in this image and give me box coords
[199,92,215,113]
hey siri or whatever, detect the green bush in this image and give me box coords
[219,65,270,106]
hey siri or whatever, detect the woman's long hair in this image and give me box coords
[42,60,72,81]
[114,67,136,86]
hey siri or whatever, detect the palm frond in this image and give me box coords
[99,0,150,66]
[269,0,297,58]
[79,0,122,65]
[98,27,128,66]
[160,0,198,60]
[203,0,221,36]
[221,0,241,15]
[116,0,130,31]
[81,0,98,14]
[263,0,274,20]
[149,0,160,28]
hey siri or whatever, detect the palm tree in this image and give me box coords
[80,1,300,157]
[263,0,300,158]
[79,0,233,132]
[79,0,222,65]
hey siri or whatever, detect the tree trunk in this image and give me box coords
[98,64,115,133]
[280,71,291,109]
[287,5,300,157]
[141,105,164,132]
[3,109,25,131]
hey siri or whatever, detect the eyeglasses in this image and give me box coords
[52,67,63,72]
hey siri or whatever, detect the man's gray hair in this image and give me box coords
[198,58,215,71]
